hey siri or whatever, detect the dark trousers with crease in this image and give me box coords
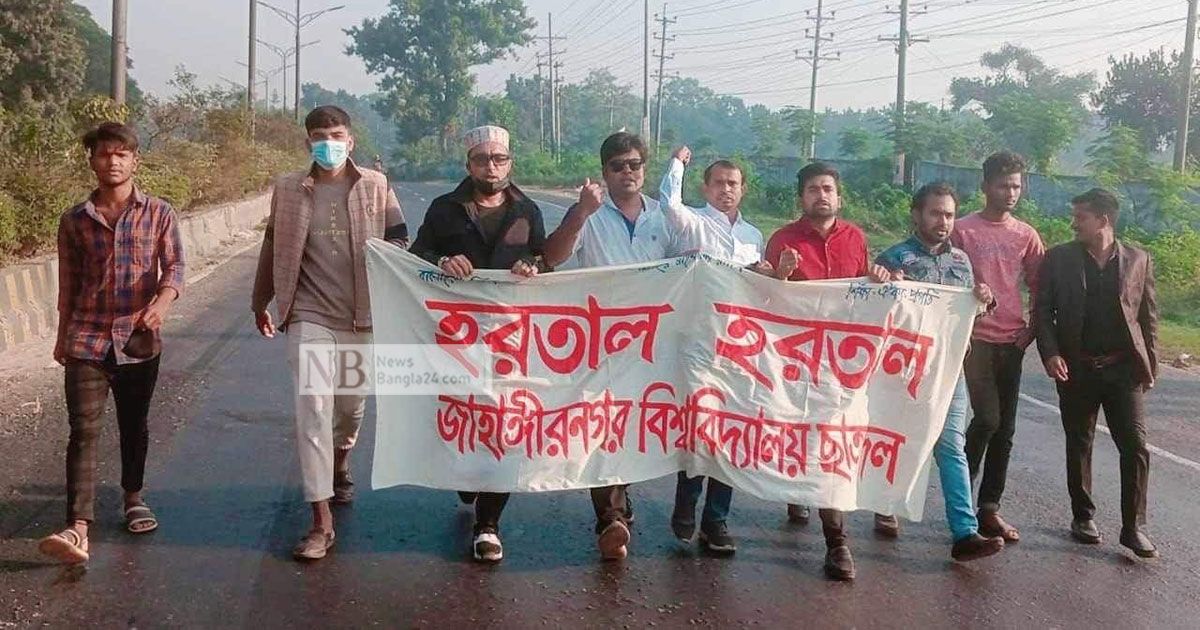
[591,484,630,534]
[458,492,509,534]
[64,351,161,523]
[1056,361,1149,530]
[964,340,1026,512]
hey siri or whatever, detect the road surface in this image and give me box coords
[1,180,1198,628]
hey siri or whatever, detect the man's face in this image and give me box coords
[800,174,839,219]
[466,141,513,184]
[1071,205,1109,243]
[983,172,1022,212]
[89,140,138,188]
[306,124,354,152]
[913,193,957,245]
[603,149,645,197]
[703,166,745,214]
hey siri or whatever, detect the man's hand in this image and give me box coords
[1043,355,1069,382]
[440,254,474,279]
[673,145,692,166]
[868,264,892,283]
[749,260,774,277]
[53,338,67,366]
[254,309,276,339]
[1142,379,1156,393]
[973,282,995,306]
[511,259,538,278]
[1015,326,1036,350]
[576,177,604,217]
[135,294,172,332]
[777,247,800,280]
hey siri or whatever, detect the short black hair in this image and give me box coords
[796,161,840,193]
[304,105,352,133]
[703,160,744,184]
[83,122,139,155]
[600,132,648,166]
[911,182,959,213]
[982,150,1026,183]
[1072,187,1120,225]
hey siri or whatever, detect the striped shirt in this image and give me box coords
[57,188,186,364]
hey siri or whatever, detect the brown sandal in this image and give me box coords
[38,528,90,564]
[292,529,335,561]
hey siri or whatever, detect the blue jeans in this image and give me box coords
[935,376,978,542]
[673,472,732,527]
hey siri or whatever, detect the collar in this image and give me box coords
[301,158,363,191]
[82,186,147,215]
[604,192,650,218]
[906,234,951,256]
[702,203,742,226]
[795,216,843,238]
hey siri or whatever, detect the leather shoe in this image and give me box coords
[787,503,810,524]
[823,545,855,581]
[1070,519,1102,544]
[1119,528,1159,558]
[951,533,1005,561]
[873,513,900,538]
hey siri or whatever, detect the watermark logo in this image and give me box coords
[296,344,494,396]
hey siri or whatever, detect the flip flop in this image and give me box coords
[293,529,336,561]
[125,504,159,534]
[37,528,90,564]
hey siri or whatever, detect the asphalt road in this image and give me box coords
[1,180,1198,629]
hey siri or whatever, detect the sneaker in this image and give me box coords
[823,545,855,581]
[787,503,810,524]
[598,521,630,560]
[699,522,737,554]
[873,513,900,538]
[473,529,503,562]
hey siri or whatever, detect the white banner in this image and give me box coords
[365,240,977,520]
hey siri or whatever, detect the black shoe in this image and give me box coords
[787,503,810,524]
[332,470,354,505]
[1070,519,1102,544]
[951,533,1005,561]
[823,545,855,581]
[699,522,737,554]
[873,513,900,538]
[1119,528,1159,558]
[625,494,636,525]
[458,491,478,506]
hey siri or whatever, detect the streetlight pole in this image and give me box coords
[248,0,256,136]
[258,2,344,121]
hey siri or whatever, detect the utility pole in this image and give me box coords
[248,0,256,137]
[641,0,651,139]
[111,0,128,105]
[258,1,344,121]
[554,61,565,154]
[536,53,547,152]
[797,0,839,159]
[294,0,301,119]
[1176,0,1199,171]
[652,5,676,148]
[534,13,566,156]
[881,0,927,185]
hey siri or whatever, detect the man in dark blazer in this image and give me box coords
[1035,187,1159,559]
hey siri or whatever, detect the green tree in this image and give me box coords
[838,127,877,160]
[985,92,1082,173]
[0,0,86,114]
[1091,49,1187,153]
[1087,124,1151,188]
[347,0,534,147]
[783,107,819,157]
[750,106,783,157]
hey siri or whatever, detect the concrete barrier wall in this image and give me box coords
[0,192,271,353]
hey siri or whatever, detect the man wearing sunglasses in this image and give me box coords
[544,132,688,561]
[409,125,547,563]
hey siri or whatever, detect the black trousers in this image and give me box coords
[591,484,629,534]
[963,340,1026,512]
[458,492,509,534]
[65,351,161,523]
[1056,361,1149,530]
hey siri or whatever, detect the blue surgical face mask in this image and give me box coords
[311,140,349,171]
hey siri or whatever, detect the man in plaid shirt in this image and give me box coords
[38,122,185,564]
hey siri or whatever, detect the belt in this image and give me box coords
[1080,352,1127,370]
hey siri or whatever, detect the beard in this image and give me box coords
[472,176,511,195]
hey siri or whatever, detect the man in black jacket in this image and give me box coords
[409,125,547,563]
[1035,188,1159,559]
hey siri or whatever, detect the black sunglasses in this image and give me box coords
[607,158,645,173]
[469,153,512,167]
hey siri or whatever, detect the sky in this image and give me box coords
[77,0,1194,112]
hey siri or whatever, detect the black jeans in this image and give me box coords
[461,492,509,534]
[963,340,1025,512]
[591,484,630,534]
[1056,361,1149,530]
[65,351,161,523]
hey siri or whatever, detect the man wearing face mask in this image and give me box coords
[409,125,547,563]
[251,105,408,562]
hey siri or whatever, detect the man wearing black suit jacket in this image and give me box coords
[1035,187,1159,559]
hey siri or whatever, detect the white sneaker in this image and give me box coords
[473,531,503,562]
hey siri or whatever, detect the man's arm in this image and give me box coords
[1139,255,1159,382]
[543,178,603,268]
[657,152,705,249]
[383,186,408,247]
[1020,230,1047,346]
[156,204,185,302]
[251,186,279,314]
[54,216,78,364]
[1033,250,1060,362]
[407,206,442,265]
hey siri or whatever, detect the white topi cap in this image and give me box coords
[463,125,510,153]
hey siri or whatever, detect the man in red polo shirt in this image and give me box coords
[764,161,889,581]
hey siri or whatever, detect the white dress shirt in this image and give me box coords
[657,157,764,266]
[564,192,685,269]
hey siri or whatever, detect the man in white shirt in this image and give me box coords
[544,132,687,561]
[656,145,776,554]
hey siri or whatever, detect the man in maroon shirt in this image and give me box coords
[764,162,889,581]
